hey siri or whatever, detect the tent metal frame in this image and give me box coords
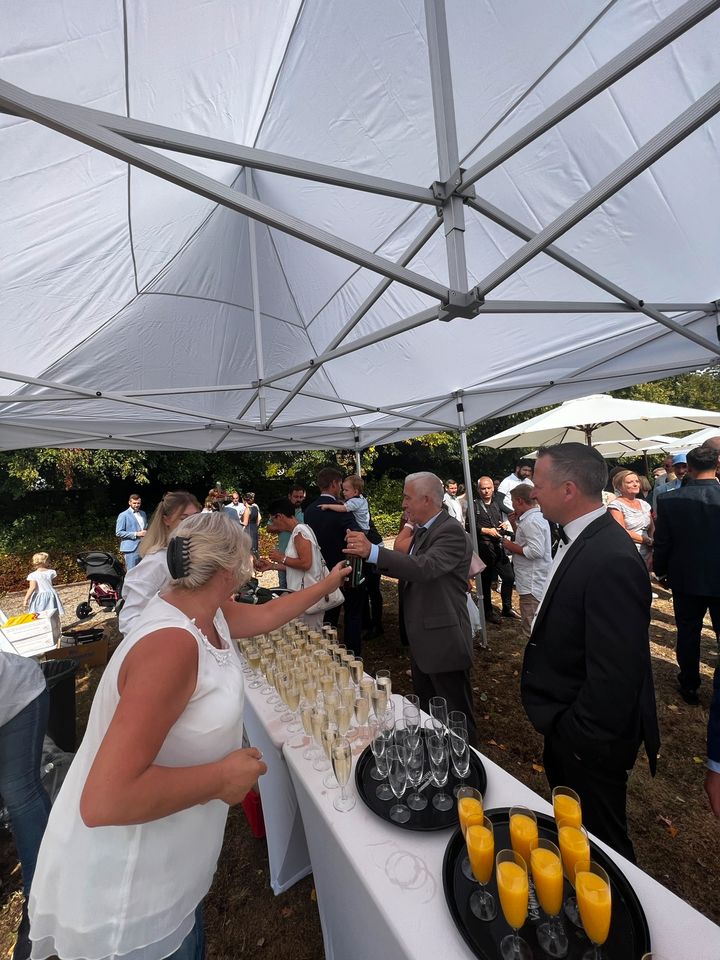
[0,0,719,470]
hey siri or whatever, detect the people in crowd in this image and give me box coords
[653,444,720,705]
[118,491,202,636]
[319,474,370,530]
[261,498,328,630]
[471,476,517,624]
[223,491,244,523]
[521,443,659,862]
[637,475,652,502]
[497,459,534,513]
[29,512,350,960]
[608,470,654,569]
[344,472,477,745]
[500,485,551,639]
[22,553,64,617]
[652,452,688,513]
[202,497,218,513]
[276,483,306,590]
[241,493,261,557]
[0,652,51,960]
[115,493,147,570]
[305,467,364,654]
[456,483,469,524]
[442,479,464,523]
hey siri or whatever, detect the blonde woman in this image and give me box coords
[118,491,201,636]
[608,470,654,568]
[29,512,350,960]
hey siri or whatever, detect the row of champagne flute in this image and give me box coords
[457,785,613,960]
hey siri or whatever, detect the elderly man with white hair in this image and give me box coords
[344,471,477,744]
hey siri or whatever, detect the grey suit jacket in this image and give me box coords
[374,511,473,674]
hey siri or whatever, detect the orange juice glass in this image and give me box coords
[530,839,569,958]
[466,818,497,922]
[496,849,532,960]
[509,806,538,866]
[457,787,484,836]
[552,786,582,829]
[575,861,612,958]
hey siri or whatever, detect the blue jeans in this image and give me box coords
[124,549,141,570]
[167,905,205,960]
[0,689,51,896]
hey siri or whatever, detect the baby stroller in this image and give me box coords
[75,551,125,620]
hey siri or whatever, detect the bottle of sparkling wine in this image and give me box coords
[350,556,365,587]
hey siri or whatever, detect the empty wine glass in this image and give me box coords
[386,744,410,823]
[449,718,471,795]
[369,718,393,800]
[429,695,448,731]
[405,733,427,811]
[332,737,356,812]
[427,734,453,811]
[402,694,421,739]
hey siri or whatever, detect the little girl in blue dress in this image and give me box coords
[23,552,65,616]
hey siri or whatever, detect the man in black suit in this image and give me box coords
[653,444,720,705]
[521,443,659,863]
[470,476,517,623]
[304,466,364,654]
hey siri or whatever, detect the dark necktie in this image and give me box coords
[412,526,427,552]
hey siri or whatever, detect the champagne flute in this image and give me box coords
[509,806,539,869]
[427,734,453,811]
[574,861,612,960]
[336,702,352,737]
[530,839,568,958]
[386,744,410,823]
[369,717,392,799]
[402,694,421,739]
[246,644,263,689]
[405,733,427,811]
[300,698,319,761]
[320,721,339,789]
[311,707,330,772]
[457,786,484,879]
[466,817,496,921]
[349,656,364,686]
[496,849,532,960]
[429,696,448,732]
[449,718,471,795]
[375,668,392,699]
[370,683,388,721]
[354,693,369,741]
[552,786,582,829]
[557,819,590,928]
[332,737,356,812]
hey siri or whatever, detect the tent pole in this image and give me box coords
[425,0,468,293]
[247,172,267,428]
[457,395,487,649]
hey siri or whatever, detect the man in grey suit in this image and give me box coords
[344,472,477,744]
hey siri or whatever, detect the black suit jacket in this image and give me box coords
[653,478,720,597]
[304,494,359,570]
[521,511,659,773]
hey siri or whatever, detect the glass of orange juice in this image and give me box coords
[466,817,496,921]
[457,787,484,879]
[508,806,539,867]
[557,818,590,927]
[496,849,532,960]
[552,786,582,829]
[530,839,568,958]
[574,860,612,959]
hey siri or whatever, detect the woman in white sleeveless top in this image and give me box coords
[29,512,350,960]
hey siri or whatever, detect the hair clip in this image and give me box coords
[167,535,191,579]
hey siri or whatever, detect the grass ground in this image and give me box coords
[1,577,718,958]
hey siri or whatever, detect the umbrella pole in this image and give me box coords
[457,396,487,649]
[585,427,593,446]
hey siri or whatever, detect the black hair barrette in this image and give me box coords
[167,535,191,579]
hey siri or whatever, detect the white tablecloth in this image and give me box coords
[242,680,311,894]
[283,694,720,960]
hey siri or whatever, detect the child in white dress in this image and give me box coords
[23,553,65,616]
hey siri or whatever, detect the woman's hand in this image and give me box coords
[217,748,268,805]
[268,548,284,563]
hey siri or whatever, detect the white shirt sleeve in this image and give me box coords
[521,516,549,560]
[118,551,170,636]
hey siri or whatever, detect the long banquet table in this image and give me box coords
[276,693,720,960]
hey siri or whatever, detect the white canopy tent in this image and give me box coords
[1,0,720,461]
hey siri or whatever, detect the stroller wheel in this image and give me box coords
[76,602,93,620]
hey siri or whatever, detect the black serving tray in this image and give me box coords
[442,807,651,959]
[354,743,487,831]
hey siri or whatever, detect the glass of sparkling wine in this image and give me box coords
[530,839,568,958]
[332,737,355,812]
[311,707,330,772]
[320,721,339,789]
[300,699,319,760]
[349,657,364,686]
[370,683,388,721]
[574,861,612,960]
[246,645,263,688]
[375,668,392,698]
[466,817,496,921]
[354,694,369,741]
[496,849,532,960]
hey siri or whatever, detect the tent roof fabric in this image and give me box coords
[1,0,719,451]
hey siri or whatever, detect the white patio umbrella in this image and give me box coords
[525,435,678,459]
[646,425,720,453]
[477,394,720,449]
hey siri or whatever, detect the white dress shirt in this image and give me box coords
[442,493,464,523]
[513,506,552,601]
[497,473,534,513]
[535,505,607,614]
